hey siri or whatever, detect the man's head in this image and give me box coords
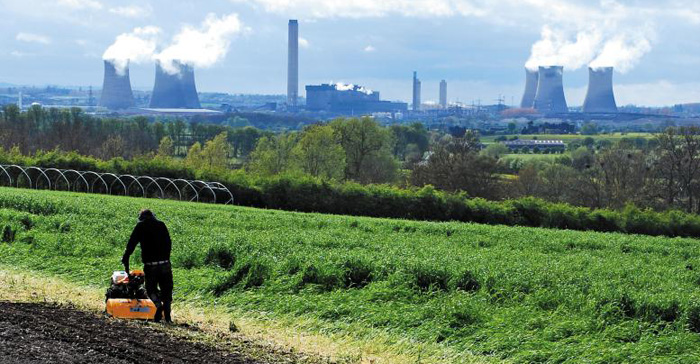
[138,209,155,222]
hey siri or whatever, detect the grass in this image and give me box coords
[1,187,700,363]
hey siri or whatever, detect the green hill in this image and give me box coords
[0,187,699,363]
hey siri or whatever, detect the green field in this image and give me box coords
[1,188,700,363]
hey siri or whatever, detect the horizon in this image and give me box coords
[3,0,700,107]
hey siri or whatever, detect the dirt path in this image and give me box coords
[0,301,265,364]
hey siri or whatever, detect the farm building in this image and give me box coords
[502,139,566,152]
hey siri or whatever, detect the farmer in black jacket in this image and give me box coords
[122,209,173,323]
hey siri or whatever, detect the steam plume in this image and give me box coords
[155,13,243,74]
[102,26,161,75]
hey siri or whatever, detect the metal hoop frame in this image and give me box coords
[0,165,234,205]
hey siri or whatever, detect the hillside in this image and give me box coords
[1,188,699,363]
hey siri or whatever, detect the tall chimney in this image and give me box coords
[288,19,299,108]
[533,66,568,114]
[439,80,447,109]
[583,67,618,113]
[520,68,538,108]
[99,60,135,110]
[149,61,201,109]
[412,71,421,111]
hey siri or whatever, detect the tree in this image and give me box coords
[157,136,175,158]
[247,133,298,176]
[201,132,230,171]
[330,117,398,183]
[185,142,205,169]
[292,125,345,180]
[581,122,599,135]
[483,143,509,159]
[99,135,125,160]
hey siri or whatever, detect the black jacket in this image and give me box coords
[122,217,172,264]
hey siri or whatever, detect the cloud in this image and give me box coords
[155,13,245,74]
[299,37,310,48]
[364,45,376,52]
[103,26,161,75]
[109,5,152,18]
[56,0,102,10]
[16,32,51,45]
[10,51,31,58]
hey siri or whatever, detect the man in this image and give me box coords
[122,209,173,323]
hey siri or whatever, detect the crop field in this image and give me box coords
[1,187,700,363]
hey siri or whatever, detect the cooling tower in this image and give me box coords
[99,60,135,110]
[149,61,201,109]
[582,67,618,113]
[520,68,538,108]
[533,66,568,114]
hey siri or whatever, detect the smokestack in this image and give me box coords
[520,68,538,108]
[288,20,299,108]
[583,67,618,113]
[533,66,568,114]
[149,61,201,109]
[99,60,135,110]
[412,71,421,111]
[439,80,447,109]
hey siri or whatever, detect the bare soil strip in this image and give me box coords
[0,301,253,364]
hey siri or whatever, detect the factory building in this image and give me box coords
[533,66,568,114]
[99,60,135,110]
[287,20,299,108]
[412,71,421,111]
[306,83,407,114]
[149,61,201,109]
[439,80,447,109]
[582,67,618,113]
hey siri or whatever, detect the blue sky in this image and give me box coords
[3,0,700,106]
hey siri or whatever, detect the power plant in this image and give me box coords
[412,71,421,111]
[533,66,568,114]
[582,67,618,113]
[149,61,201,109]
[520,68,539,109]
[287,20,299,108]
[99,60,135,110]
[439,80,447,109]
[306,83,407,113]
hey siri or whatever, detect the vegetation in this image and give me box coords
[1,188,700,362]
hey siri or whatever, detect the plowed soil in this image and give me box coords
[0,302,273,364]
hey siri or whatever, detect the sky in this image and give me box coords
[4,0,700,107]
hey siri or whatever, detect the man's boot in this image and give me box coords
[153,301,163,323]
[163,301,172,323]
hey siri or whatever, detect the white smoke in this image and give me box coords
[155,13,244,74]
[102,26,161,75]
[589,32,653,73]
[525,26,602,71]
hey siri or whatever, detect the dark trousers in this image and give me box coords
[144,262,173,307]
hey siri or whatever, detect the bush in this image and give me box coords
[408,263,451,292]
[2,225,15,243]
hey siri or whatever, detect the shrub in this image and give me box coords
[342,256,374,288]
[2,225,15,243]
[408,263,451,292]
[687,305,700,333]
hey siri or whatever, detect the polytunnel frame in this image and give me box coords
[0,165,234,206]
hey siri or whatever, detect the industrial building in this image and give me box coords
[439,80,447,109]
[412,71,421,111]
[306,83,407,114]
[533,66,568,114]
[149,61,201,109]
[503,139,566,152]
[287,20,299,108]
[99,60,135,110]
[582,67,618,113]
[520,68,539,109]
